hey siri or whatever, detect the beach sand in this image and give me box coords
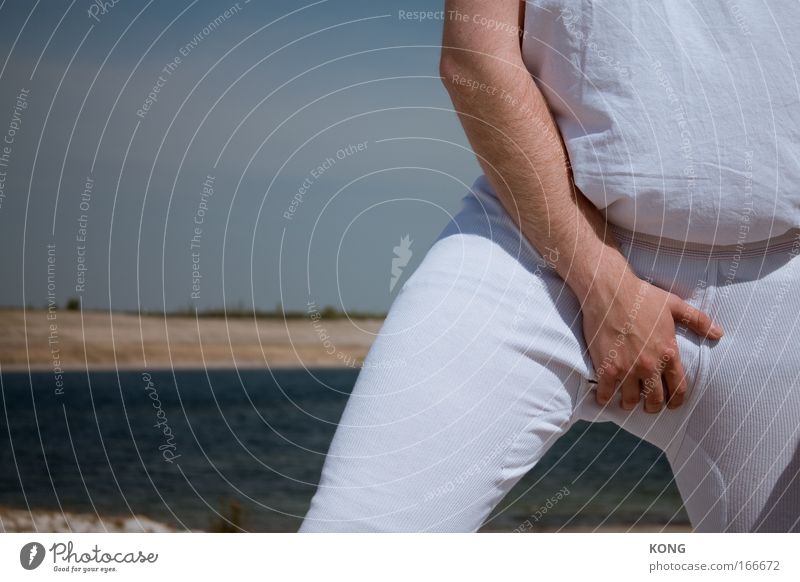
[0,506,184,533]
[0,309,382,372]
[0,507,690,533]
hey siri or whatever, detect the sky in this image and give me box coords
[0,0,479,314]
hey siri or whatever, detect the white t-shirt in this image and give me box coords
[521,0,800,245]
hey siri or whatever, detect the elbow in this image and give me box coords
[439,49,480,96]
[439,50,463,93]
[439,48,525,96]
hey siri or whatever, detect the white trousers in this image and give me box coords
[300,175,800,532]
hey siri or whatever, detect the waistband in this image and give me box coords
[609,223,800,259]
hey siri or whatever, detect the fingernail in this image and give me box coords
[711,324,724,337]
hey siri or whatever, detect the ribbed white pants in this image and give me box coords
[300,175,800,532]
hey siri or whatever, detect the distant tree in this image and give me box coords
[320,305,340,320]
[65,297,81,311]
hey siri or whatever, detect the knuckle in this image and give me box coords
[619,368,636,383]
[640,379,656,395]
[637,357,657,374]
[674,302,690,318]
[659,346,675,361]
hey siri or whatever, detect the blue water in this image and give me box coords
[0,369,687,531]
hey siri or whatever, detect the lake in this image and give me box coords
[0,369,688,531]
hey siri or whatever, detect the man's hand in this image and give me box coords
[581,255,724,413]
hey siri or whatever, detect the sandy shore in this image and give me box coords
[0,506,183,533]
[0,309,383,372]
[0,506,690,533]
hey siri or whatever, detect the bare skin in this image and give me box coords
[440,0,724,412]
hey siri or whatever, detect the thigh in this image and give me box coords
[674,243,800,532]
[300,182,592,532]
[569,236,717,530]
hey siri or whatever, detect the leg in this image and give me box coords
[672,241,800,532]
[569,231,712,529]
[597,232,800,532]
[299,177,593,532]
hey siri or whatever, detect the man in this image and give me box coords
[301,1,800,532]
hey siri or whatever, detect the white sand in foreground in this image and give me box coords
[0,507,182,533]
[0,506,689,533]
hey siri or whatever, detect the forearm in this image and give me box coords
[440,18,631,302]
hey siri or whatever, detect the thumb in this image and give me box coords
[670,296,724,339]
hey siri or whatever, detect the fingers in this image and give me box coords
[640,370,665,413]
[595,366,619,406]
[670,297,724,339]
[619,372,641,411]
[594,364,678,412]
[663,352,689,409]
[598,367,666,413]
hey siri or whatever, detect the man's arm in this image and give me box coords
[440,0,619,304]
[440,0,723,411]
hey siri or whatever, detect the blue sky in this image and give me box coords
[0,0,479,313]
